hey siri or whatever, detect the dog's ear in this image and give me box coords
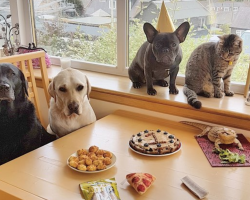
[85,75,91,100]
[48,81,56,102]
[143,23,158,43]
[20,71,29,97]
[174,21,190,43]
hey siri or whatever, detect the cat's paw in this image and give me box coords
[225,90,234,96]
[156,80,168,87]
[132,82,142,89]
[214,91,223,98]
[169,84,179,94]
[200,91,211,98]
[147,88,157,96]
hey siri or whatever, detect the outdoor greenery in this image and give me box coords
[36,19,249,84]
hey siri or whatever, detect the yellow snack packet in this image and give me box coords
[79,178,121,200]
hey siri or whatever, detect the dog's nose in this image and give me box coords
[0,84,10,92]
[68,102,79,113]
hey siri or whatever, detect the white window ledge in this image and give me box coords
[34,65,250,131]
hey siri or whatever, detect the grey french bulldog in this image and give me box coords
[128,21,190,95]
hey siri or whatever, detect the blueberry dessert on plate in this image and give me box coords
[129,129,181,155]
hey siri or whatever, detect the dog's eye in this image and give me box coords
[59,87,67,92]
[172,43,176,47]
[155,43,161,49]
[8,70,15,76]
[76,85,84,91]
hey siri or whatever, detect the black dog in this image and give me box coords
[0,63,56,165]
[128,22,190,95]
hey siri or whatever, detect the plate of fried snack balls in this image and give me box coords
[67,145,116,173]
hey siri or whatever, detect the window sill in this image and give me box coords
[34,65,250,131]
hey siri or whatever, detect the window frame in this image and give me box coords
[11,0,247,94]
[109,0,117,9]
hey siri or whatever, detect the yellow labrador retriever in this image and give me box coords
[47,68,96,137]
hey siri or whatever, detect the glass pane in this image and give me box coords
[33,0,117,66]
[0,0,11,49]
[128,0,250,84]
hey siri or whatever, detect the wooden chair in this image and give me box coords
[0,51,50,128]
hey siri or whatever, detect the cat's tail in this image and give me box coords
[183,84,202,109]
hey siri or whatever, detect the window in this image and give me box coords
[10,1,250,94]
[128,0,250,89]
[236,30,244,36]
[233,7,238,12]
[33,0,118,74]
[0,0,11,48]
[241,31,250,55]
[224,7,229,12]
[109,0,116,9]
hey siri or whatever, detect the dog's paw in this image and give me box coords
[156,80,168,87]
[147,88,157,96]
[132,82,142,89]
[169,85,179,94]
[225,90,234,96]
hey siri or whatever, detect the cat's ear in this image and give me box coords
[143,23,158,43]
[217,35,225,45]
[217,36,223,40]
[234,38,243,48]
[175,21,190,43]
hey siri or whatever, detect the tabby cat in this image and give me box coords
[183,34,243,109]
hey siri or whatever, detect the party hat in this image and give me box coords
[156,1,175,32]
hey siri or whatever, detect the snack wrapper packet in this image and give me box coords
[79,178,121,200]
[126,173,156,195]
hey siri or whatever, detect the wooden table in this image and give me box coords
[0,110,250,200]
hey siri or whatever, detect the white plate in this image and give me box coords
[67,152,116,173]
[129,142,182,157]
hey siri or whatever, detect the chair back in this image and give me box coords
[0,51,50,128]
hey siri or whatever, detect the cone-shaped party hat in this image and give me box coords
[156,1,175,32]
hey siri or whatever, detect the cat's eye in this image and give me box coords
[59,87,67,92]
[172,43,176,47]
[76,85,84,91]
